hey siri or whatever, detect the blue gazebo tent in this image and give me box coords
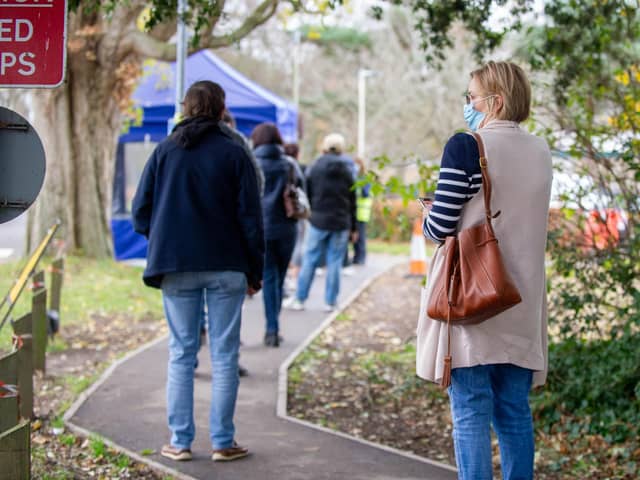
[119,50,298,144]
[112,50,298,260]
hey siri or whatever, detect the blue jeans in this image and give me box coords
[448,363,534,480]
[161,270,246,450]
[296,225,349,306]
[263,234,296,334]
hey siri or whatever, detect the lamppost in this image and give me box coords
[175,0,188,119]
[357,68,377,161]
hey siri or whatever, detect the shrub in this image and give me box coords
[367,197,422,243]
[532,332,640,443]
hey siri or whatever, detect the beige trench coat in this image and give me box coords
[416,120,553,387]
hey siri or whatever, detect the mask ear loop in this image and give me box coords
[478,94,500,129]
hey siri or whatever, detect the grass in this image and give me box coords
[367,240,411,256]
[367,239,435,258]
[0,255,163,351]
[66,373,99,395]
[89,435,107,458]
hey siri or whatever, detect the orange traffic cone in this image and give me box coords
[409,218,427,276]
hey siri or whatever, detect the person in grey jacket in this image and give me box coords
[220,110,264,196]
[197,109,259,378]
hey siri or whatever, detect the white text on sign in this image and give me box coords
[0,4,49,78]
[0,18,36,75]
[0,0,66,87]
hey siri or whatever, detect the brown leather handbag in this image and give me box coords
[426,132,522,387]
[283,163,310,220]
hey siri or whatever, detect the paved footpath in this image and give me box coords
[66,255,457,480]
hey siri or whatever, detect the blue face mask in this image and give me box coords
[463,103,485,131]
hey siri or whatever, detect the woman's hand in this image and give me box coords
[247,280,262,295]
[419,198,433,223]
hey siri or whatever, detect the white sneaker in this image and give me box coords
[284,297,305,311]
[285,277,296,292]
[323,303,337,313]
[342,266,356,276]
[315,267,325,276]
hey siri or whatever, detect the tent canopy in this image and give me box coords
[112,50,297,261]
[119,50,298,143]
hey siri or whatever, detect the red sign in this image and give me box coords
[0,0,67,88]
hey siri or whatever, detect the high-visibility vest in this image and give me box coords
[356,194,373,223]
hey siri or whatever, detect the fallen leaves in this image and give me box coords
[288,264,456,466]
[30,313,167,479]
[287,263,640,479]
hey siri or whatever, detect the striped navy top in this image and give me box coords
[424,132,481,243]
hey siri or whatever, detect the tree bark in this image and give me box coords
[28,11,133,257]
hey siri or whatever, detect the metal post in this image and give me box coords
[357,69,378,163]
[357,69,367,159]
[175,0,188,119]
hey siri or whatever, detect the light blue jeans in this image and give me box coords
[448,363,534,480]
[161,270,246,450]
[295,225,349,306]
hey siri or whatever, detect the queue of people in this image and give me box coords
[131,78,363,464]
[132,60,551,480]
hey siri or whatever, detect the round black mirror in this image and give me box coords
[0,107,46,224]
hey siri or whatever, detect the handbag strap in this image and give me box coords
[469,132,499,229]
[441,132,496,389]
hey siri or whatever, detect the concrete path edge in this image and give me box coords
[63,334,199,480]
[276,261,458,474]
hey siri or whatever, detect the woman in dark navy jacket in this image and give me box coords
[252,123,304,347]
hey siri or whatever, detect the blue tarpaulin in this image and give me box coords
[112,50,298,261]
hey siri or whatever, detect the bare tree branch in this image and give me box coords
[122,0,279,60]
[203,0,278,48]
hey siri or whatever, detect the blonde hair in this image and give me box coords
[322,133,346,154]
[470,61,531,123]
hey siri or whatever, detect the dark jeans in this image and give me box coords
[263,234,297,335]
[352,221,367,265]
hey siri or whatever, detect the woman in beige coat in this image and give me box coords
[416,61,552,480]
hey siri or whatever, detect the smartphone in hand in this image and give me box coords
[418,194,434,209]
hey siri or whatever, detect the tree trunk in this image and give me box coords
[27,12,137,258]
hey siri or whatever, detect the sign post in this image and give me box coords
[0,0,68,88]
